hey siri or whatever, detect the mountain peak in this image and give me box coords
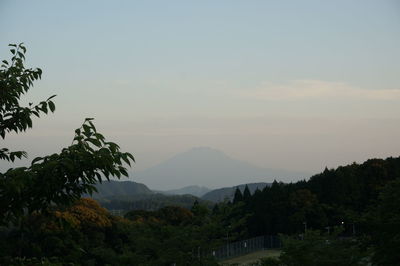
[134,147,310,190]
[182,146,226,156]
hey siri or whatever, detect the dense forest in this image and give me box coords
[239,157,400,237]
[1,156,399,265]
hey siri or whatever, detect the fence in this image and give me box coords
[207,235,281,260]
[108,209,126,216]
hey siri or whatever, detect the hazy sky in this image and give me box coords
[1,1,400,185]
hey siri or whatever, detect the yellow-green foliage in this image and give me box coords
[55,198,112,229]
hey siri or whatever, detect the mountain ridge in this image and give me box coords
[157,185,211,197]
[89,180,152,199]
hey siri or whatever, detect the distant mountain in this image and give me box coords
[89,180,152,199]
[159,185,211,197]
[201,182,271,202]
[133,147,309,190]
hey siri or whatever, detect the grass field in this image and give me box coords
[219,249,281,266]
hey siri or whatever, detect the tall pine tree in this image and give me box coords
[243,185,251,201]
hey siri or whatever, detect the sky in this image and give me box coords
[1,1,400,187]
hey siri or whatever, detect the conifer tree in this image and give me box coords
[243,184,251,201]
[233,187,243,204]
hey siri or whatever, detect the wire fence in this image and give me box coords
[207,235,281,260]
[108,209,126,216]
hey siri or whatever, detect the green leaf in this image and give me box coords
[127,153,135,162]
[120,168,128,177]
[48,101,55,112]
[94,133,105,141]
[41,102,48,114]
[88,120,96,132]
[121,155,131,166]
[87,138,102,147]
[17,51,25,59]
[47,94,57,101]
[31,157,43,164]
[83,124,91,134]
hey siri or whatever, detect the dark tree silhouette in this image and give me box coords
[233,187,243,204]
[243,184,251,201]
[0,44,134,225]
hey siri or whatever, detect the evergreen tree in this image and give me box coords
[233,187,243,204]
[367,178,400,265]
[243,184,251,201]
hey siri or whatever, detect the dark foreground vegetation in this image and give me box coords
[1,45,399,265]
[1,157,399,265]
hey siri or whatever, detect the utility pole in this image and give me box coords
[325,226,330,234]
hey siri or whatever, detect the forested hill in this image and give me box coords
[89,180,152,199]
[234,156,400,236]
[88,181,213,211]
[98,193,213,211]
[307,157,400,210]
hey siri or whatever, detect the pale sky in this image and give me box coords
[1,1,400,186]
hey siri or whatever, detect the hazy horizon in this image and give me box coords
[1,0,399,189]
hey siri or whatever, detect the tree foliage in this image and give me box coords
[233,187,243,204]
[278,229,369,266]
[0,43,134,225]
[54,198,113,229]
[0,43,53,161]
[366,178,400,265]
[243,184,251,201]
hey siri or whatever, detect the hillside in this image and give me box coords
[201,182,271,202]
[98,193,213,211]
[89,180,153,199]
[87,180,212,211]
